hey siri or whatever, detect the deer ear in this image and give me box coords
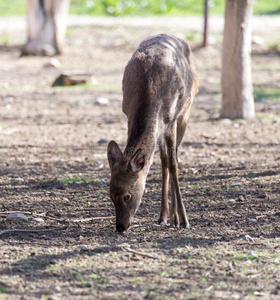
[130,149,145,173]
[107,140,123,170]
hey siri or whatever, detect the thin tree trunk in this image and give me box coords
[22,0,69,56]
[203,0,209,47]
[221,0,255,120]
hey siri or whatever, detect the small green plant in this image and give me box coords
[98,278,108,284]
[81,279,90,284]
[90,273,100,279]
[74,270,82,277]
[268,40,280,51]
[186,33,199,41]
[132,276,145,284]
[189,197,199,203]
[66,27,76,37]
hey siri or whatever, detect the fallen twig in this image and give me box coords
[248,273,262,279]
[0,211,115,224]
[122,246,159,259]
[0,226,67,237]
[0,211,33,216]
[129,225,141,229]
[0,211,66,223]
[72,216,115,223]
[34,213,66,223]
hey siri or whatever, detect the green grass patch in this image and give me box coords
[64,0,280,16]
[0,0,25,16]
[1,0,280,16]
[0,34,9,44]
[58,176,96,184]
[80,279,90,284]
[65,27,76,38]
[226,250,280,262]
[131,276,146,284]
[98,278,108,284]
[255,113,280,123]
[70,0,225,16]
[268,36,280,51]
[90,273,100,279]
[253,0,280,15]
[59,177,84,184]
[254,88,280,103]
[186,32,200,42]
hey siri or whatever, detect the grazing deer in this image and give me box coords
[107,34,198,232]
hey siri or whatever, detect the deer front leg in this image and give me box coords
[170,179,179,227]
[158,141,169,225]
[172,174,189,228]
[165,125,189,229]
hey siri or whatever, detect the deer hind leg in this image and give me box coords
[176,113,189,147]
[165,122,189,229]
[158,139,169,226]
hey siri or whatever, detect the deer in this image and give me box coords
[107,34,198,233]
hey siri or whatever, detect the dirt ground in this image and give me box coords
[0,16,280,300]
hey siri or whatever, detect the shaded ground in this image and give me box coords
[0,17,280,300]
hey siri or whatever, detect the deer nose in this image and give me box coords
[116,224,125,233]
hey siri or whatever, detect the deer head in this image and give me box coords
[107,140,146,232]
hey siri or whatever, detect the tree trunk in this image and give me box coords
[202,0,209,47]
[221,0,255,120]
[22,0,69,56]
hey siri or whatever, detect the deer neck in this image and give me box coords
[125,112,159,176]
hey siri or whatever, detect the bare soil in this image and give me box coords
[0,17,280,300]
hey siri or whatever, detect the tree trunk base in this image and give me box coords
[23,0,69,56]
[21,41,57,57]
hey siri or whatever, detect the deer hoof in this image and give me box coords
[159,221,167,226]
[170,222,179,228]
[180,223,190,229]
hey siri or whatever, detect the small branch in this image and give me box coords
[0,211,114,224]
[122,246,159,259]
[0,211,66,223]
[72,216,114,223]
[34,213,66,223]
[248,273,262,279]
[0,226,67,237]
[0,211,33,216]
[129,225,141,230]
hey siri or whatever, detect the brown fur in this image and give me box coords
[108,34,198,232]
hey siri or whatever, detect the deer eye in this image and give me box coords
[123,194,131,202]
